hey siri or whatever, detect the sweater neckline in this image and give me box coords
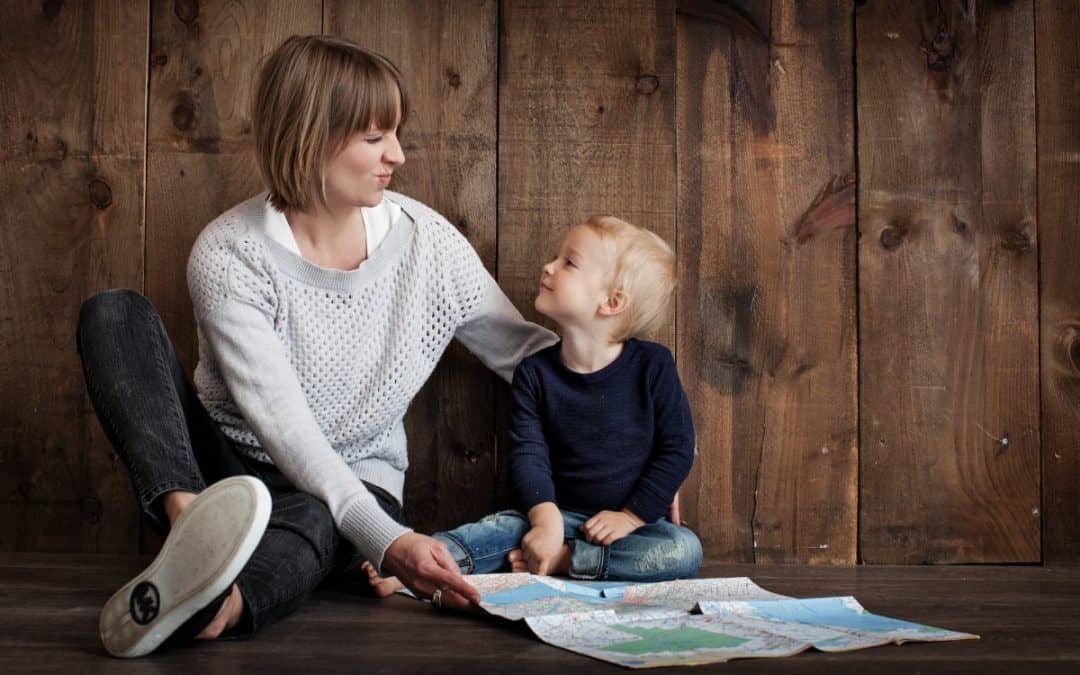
[553,338,639,384]
[255,192,417,292]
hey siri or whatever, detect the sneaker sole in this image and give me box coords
[99,475,272,658]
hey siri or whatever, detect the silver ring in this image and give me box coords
[431,588,443,609]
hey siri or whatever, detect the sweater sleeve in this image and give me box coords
[455,273,560,383]
[507,363,557,512]
[624,347,696,523]
[439,220,558,383]
[187,234,412,575]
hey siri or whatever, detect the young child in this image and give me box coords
[365,215,701,595]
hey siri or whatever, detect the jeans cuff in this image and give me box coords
[567,539,608,580]
[140,478,206,532]
[433,532,474,574]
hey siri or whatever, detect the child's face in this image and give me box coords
[535,225,616,330]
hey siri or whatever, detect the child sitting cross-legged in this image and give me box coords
[365,215,701,596]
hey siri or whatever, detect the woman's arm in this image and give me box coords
[200,298,479,605]
[439,221,557,383]
[454,272,559,383]
[197,296,412,572]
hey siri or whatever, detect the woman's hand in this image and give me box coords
[521,524,566,575]
[382,532,481,610]
[580,509,645,545]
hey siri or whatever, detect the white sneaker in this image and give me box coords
[99,475,272,658]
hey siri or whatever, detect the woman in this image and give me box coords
[76,34,557,658]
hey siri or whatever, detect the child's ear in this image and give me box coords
[598,289,629,317]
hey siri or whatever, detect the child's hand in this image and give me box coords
[580,509,645,545]
[521,524,565,575]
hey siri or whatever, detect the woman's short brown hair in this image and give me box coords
[251,35,408,213]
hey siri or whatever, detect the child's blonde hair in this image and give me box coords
[581,215,676,342]
[251,35,408,213]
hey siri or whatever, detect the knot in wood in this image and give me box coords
[880,225,906,250]
[174,0,199,24]
[172,92,196,131]
[88,178,112,210]
[635,74,659,95]
[922,24,955,72]
[1000,228,1032,252]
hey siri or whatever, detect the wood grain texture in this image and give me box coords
[146,0,319,373]
[677,0,858,563]
[498,0,677,338]
[1037,0,1080,565]
[0,1,147,552]
[325,0,500,533]
[857,0,1040,563]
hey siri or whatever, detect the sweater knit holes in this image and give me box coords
[189,202,487,475]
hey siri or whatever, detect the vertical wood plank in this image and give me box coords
[145,0,321,551]
[0,1,147,551]
[1037,0,1080,565]
[497,0,678,507]
[676,0,858,563]
[857,0,1040,563]
[147,0,320,374]
[326,0,499,533]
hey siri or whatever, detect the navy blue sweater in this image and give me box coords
[508,338,696,523]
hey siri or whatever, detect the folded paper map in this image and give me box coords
[404,573,978,668]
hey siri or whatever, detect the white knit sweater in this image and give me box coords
[186,190,558,572]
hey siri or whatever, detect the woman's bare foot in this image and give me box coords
[507,544,571,575]
[361,560,405,598]
[195,583,244,639]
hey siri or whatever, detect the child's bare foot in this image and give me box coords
[361,560,405,598]
[508,548,529,572]
[507,545,571,575]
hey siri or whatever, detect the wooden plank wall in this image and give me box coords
[1037,0,1080,565]
[0,1,148,552]
[857,1,1040,563]
[677,0,857,564]
[0,0,1076,565]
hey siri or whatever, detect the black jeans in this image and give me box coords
[76,289,405,638]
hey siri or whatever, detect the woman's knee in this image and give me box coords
[77,289,155,343]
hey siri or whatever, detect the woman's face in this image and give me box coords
[323,122,406,208]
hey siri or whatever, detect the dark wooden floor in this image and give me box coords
[1,554,1077,674]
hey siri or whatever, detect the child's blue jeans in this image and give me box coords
[433,508,703,582]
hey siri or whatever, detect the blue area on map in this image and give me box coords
[483,578,639,604]
[486,578,613,604]
[746,597,929,633]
